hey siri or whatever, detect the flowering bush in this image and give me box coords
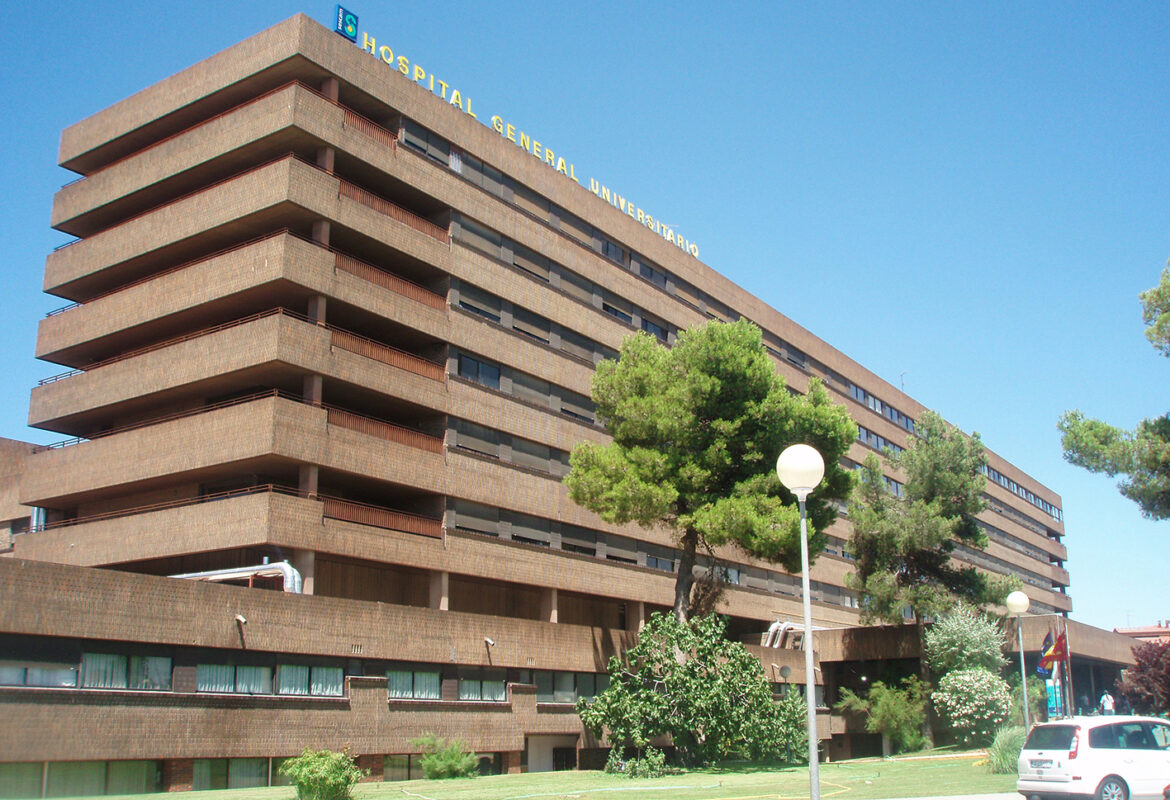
[932,668,1012,746]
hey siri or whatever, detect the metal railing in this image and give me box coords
[334,252,445,310]
[338,181,449,244]
[330,328,444,381]
[321,497,441,538]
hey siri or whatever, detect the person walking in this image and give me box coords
[1099,690,1115,716]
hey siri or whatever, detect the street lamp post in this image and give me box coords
[1006,590,1031,731]
[777,444,825,800]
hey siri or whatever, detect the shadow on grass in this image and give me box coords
[704,759,807,774]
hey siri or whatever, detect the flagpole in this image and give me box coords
[1062,616,1076,717]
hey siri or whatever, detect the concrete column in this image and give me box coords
[292,550,315,596]
[429,571,449,611]
[316,146,335,174]
[307,294,327,324]
[321,76,340,101]
[302,374,323,406]
[311,219,331,247]
[298,464,319,498]
[540,587,558,624]
[628,600,645,632]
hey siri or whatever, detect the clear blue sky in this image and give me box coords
[1,1,1167,632]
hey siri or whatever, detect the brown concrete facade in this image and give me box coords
[2,12,1083,790]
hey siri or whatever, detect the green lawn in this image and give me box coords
[78,755,1017,800]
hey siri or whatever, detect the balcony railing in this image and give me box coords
[339,180,449,244]
[322,497,442,538]
[38,308,444,386]
[29,485,441,541]
[333,252,445,310]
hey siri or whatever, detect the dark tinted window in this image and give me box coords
[1088,724,1123,750]
[1025,725,1076,751]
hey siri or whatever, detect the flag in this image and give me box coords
[1039,631,1068,670]
[1036,629,1054,676]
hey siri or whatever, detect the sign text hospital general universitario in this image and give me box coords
[334,7,701,259]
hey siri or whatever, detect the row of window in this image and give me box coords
[454,351,597,424]
[195,663,344,697]
[0,753,509,797]
[453,216,672,342]
[453,417,570,477]
[856,425,904,456]
[450,499,856,608]
[976,519,1047,563]
[982,464,1063,521]
[846,458,906,498]
[952,543,1054,590]
[848,384,916,433]
[0,654,169,691]
[454,279,620,363]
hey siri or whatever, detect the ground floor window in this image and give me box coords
[192,758,268,790]
[0,760,162,798]
[383,754,417,782]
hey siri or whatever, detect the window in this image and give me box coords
[277,665,343,697]
[196,664,272,695]
[641,315,668,341]
[512,371,551,407]
[600,237,626,264]
[559,391,595,423]
[559,328,594,360]
[457,284,502,322]
[0,661,80,687]
[557,210,593,245]
[458,354,501,390]
[511,437,552,472]
[602,293,633,324]
[81,653,171,690]
[512,243,550,282]
[387,669,441,700]
[455,419,499,458]
[535,671,609,703]
[459,668,506,701]
[512,307,550,343]
[402,120,450,164]
[558,268,594,305]
[383,754,416,782]
[456,217,504,259]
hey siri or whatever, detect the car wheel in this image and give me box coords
[1096,776,1128,800]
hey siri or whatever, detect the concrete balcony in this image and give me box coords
[45,156,450,301]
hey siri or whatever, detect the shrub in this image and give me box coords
[933,668,1012,746]
[923,606,1007,675]
[604,746,668,778]
[410,733,479,779]
[987,725,1026,774]
[277,748,366,800]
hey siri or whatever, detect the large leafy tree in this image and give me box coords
[565,319,856,621]
[1059,265,1170,519]
[846,411,1003,625]
[1116,639,1170,715]
[576,612,803,765]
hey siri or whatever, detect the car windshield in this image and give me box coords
[1025,725,1076,750]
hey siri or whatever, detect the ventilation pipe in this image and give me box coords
[170,561,303,593]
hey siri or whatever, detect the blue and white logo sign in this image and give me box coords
[334,5,358,41]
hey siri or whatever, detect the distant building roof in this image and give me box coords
[1114,621,1170,643]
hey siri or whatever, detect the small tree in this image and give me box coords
[566,320,856,621]
[923,606,1008,675]
[835,677,927,755]
[578,612,786,765]
[932,668,1012,746]
[775,688,809,764]
[1116,640,1170,715]
[277,749,366,800]
[410,733,479,779]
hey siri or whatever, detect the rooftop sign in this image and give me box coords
[332,7,699,259]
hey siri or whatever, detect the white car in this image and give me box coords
[1018,715,1170,800]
